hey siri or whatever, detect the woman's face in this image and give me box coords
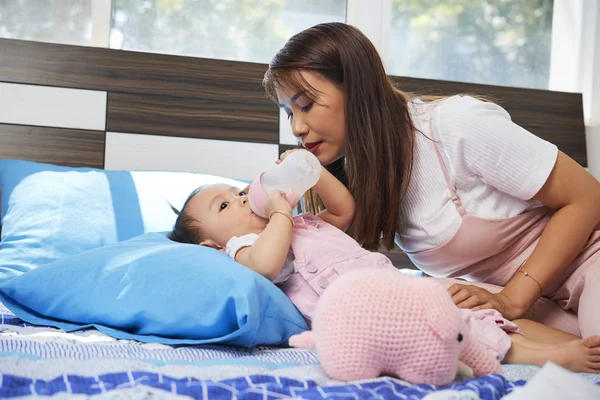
[276,71,346,166]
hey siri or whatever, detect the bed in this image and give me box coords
[0,38,598,399]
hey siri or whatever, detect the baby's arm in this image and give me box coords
[235,191,294,281]
[314,166,355,231]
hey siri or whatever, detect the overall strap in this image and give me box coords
[429,117,467,216]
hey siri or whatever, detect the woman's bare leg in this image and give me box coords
[502,321,600,373]
[512,318,580,344]
[504,334,600,373]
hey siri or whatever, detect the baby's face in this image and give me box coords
[185,184,268,248]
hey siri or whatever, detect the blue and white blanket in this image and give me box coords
[1,305,598,399]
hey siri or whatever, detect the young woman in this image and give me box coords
[263,22,600,338]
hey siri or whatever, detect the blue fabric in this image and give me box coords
[0,232,308,346]
[0,372,532,399]
[0,159,246,282]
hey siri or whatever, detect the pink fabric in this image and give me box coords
[405,119,600,337]
[290,268,503,385]
[460,309,521,361]
[278,213,395,321]
[247,173,269,218]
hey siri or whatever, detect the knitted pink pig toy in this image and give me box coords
[289,268,503,386]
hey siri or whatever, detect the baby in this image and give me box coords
[170,150,600,374]
[169,150,395,320]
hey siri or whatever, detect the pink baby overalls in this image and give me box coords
[281,214,520,360]
[279,213,396,321]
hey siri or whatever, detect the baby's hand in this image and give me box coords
[265,190,293,219]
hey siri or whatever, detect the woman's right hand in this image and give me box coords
[265,190,293,218]
[276,148,307,164]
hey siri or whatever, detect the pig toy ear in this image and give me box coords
[289,331,316,349]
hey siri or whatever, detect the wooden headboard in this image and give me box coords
[0,38,587,267]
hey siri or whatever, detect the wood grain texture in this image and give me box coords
[0,38,270,101]
[0,124,105,168]
[107,92,277,143]
[391,76,587,166]
[0,38,277,142]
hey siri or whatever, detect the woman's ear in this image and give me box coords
[200,239,224,252]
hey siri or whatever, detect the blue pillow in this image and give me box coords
[0,232,308,346]
[0,159,246,282]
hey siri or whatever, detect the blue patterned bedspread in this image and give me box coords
[1,310,598,399]
[1,372,524,399]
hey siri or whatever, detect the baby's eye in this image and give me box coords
[239,191,247,197]
[220,202,229,211]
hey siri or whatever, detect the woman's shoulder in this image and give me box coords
[430,95,514,145]
[435,95,511,124]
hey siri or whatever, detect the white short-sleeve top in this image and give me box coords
[225,233,297,284]
[395,96,558,253]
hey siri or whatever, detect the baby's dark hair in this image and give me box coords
[168,186,207,244]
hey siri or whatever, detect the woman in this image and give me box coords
[264,22,600,338]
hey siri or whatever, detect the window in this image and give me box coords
[388,0,554,89]
[110,0,347,64]
[0,0,92,46]
[0,0,560,91]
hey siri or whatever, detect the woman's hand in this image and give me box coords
[276,148,307,164]
[448,284,522,320]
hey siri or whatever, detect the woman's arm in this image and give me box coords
[439,97,600,319]
[499,151,600,316]
[235,192,294,281]
[453,151,600,319]
[314,166,355,231]
[279,149,355,231]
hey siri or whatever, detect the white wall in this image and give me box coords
[585,1,600,178]
[550,0,600,177]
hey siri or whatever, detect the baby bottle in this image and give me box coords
[248,150,322,218]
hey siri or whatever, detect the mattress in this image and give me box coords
[1,302,598,400]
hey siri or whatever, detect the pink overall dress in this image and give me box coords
[278,213,396,322]
[280,214,521,360]
[401,122,600,337]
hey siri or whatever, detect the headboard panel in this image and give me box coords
[0,38,277,144]
[0,124,105,168]
[0,37,587,173]
[0,38,273,104]
[107,92,275,142]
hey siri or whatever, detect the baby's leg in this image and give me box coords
[503,320,600,373]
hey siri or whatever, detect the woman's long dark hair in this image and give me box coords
[264,22,416,250]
